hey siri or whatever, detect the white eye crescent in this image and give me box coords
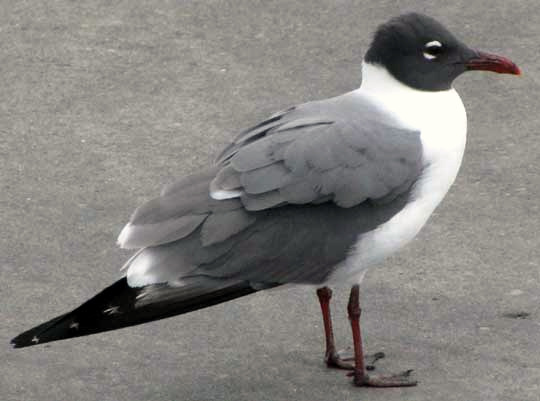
[423,40,443,60]
[426,40,442,47]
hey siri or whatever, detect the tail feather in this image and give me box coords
[11,277,263,348]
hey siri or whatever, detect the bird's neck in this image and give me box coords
[355,61,465,132]
[358,61,446,101]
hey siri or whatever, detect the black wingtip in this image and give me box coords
[10,278,267,349]
[10,313,69,348]
[9,278,137,349]
[11,329,36,348]
[10,337,21,348]
[10,337,30,349]
[10,330,46,348]
[11,331,40,348]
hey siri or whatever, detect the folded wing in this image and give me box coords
[117,92,423,287]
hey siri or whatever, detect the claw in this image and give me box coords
[366,351,385,371]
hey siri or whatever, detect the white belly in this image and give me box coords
[327,62,467,284]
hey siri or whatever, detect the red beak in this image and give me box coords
[466,50,521,75]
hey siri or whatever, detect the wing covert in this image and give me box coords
[212,93,423,211]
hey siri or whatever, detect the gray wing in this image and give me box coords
[211,93,423,210]
[117,168,255,249]
[118,92,423,286]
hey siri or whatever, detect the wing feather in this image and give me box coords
[211,93,422,209]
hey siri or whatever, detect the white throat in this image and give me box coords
[357,62,464,129]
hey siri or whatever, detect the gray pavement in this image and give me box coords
[2,1,539,400]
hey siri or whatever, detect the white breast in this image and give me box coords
[327,62,467,285]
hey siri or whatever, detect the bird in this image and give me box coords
[11,13,520,388]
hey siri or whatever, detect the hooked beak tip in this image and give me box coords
[466,50,521,76]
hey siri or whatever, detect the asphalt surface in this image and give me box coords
[2,1,539,400]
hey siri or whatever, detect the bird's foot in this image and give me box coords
[348,369,417,387]
[325,349,354,369]
[326,350,385,371]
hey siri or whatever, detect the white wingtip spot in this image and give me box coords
[103,305,120,315]
[31,336,39,344]
[210,189,243,200]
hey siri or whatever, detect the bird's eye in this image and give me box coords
[423,40,443,60]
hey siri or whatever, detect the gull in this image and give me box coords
[11,13,520,388]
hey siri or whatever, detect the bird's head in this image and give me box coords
[364,13,520,91]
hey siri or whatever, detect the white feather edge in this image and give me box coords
[209,173,243,200]
[116,223,135,249]
[210,189,242,200]
[119,248,145,272]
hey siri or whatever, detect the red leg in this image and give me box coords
[316,287,385,370]
[347,285,417,387]
[347,285,366,380]
[316,287,336,357]
[316,287,353,369]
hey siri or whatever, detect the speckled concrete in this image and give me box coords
[2,1,539,400]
